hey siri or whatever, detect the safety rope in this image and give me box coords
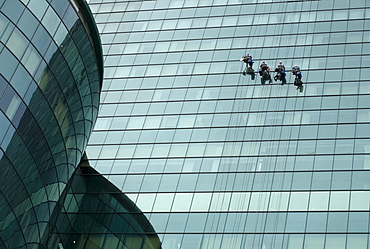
[258,0,299,248]
[202,2,246,248]
[215,1,266,247]
[235,1,272,248]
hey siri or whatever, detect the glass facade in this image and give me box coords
[0,0,102,248]
[52,157,162,249]
[87,0,370,248]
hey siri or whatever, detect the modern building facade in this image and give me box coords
[87,0,370,248]
[0,0,101,248]
[53,157,162,249]
[0,0,163,248]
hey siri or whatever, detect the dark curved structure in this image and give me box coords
[49,156,161,249]
[0,1,162,248]
[0,0,100,248]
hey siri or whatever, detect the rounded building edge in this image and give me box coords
[74,0,104,86]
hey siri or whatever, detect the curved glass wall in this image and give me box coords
[49,157,161,249]
[0,0,102,248]
[87,0,370,248]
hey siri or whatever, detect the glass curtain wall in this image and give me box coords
[50,157,161,249]
[0,0,102,247]
[87,0,370,248]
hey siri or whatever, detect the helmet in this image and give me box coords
[279,61,283,64]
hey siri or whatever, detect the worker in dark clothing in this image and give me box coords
[240,54,254,68]
[292,65,302,79]
[274,61,286,84]
[292,65,303,91]
[258,61,269,76]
